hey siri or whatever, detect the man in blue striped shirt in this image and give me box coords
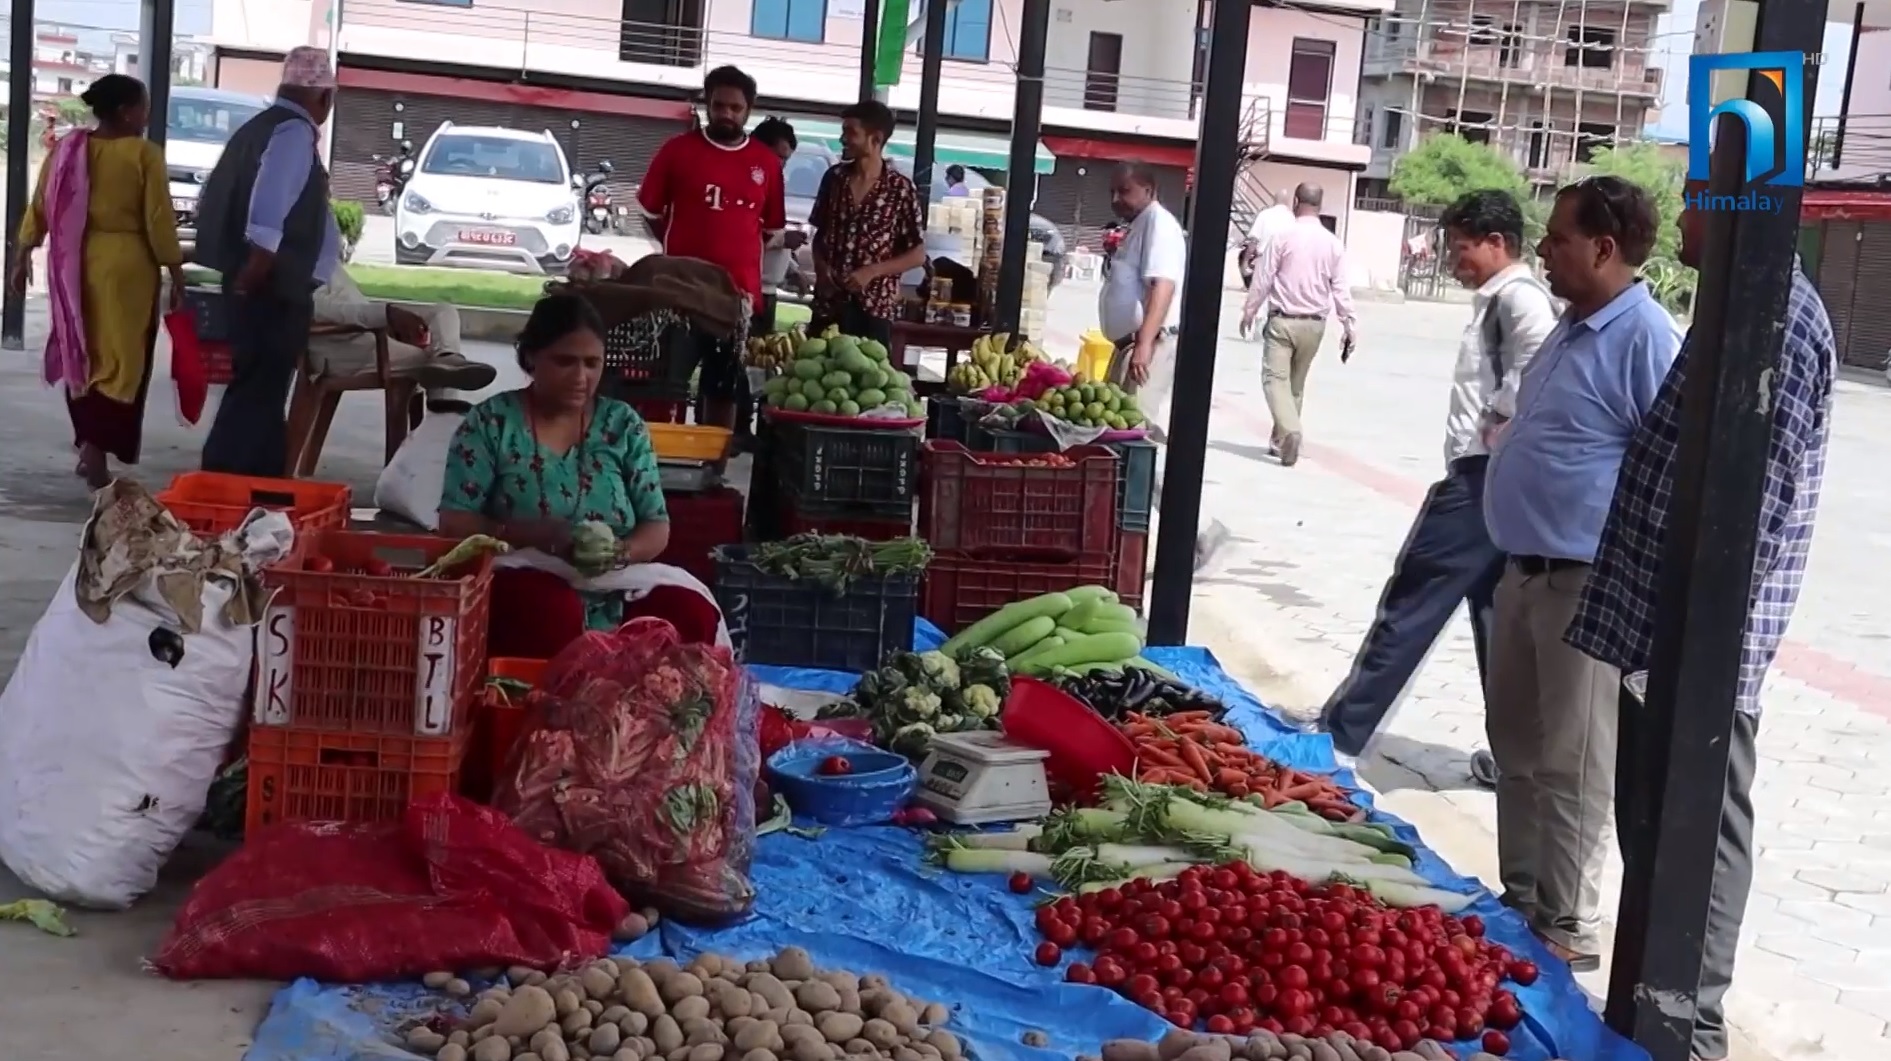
[1567,180,1836,1061]
[1482,177,1683,970]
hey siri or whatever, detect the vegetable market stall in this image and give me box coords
[238,625,1644,1061]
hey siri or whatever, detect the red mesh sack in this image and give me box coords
[494,617,759,924]
[151,794,629,982]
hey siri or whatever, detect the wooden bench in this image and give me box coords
[284,322,422,478]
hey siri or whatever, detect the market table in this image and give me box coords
[890,321,986,395]
[241,622,1647,1061]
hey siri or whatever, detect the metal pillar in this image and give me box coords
[911,0,950,206]
[858,0,881,102]
[992,0,1049,332]
[1603,0,1825,1056]
[140,0,178,150]
[1144,0,1250,646]
[2,0,36,350]
[1834,1,1864,168]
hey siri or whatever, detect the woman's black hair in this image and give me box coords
[80,74,145,124]
[703,65,757,105]
[1554,175,1660,267]
[753,117,798,152]
[945,164,966,184]
[1439,189,1526,255]
[516,292,605,371]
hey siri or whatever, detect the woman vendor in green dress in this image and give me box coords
[438,292,675,656]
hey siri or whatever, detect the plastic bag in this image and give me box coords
[760,704,875,760]
[372,410,465,531]
[151,794,629,982]
[495,617,760,924]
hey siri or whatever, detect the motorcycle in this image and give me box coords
[582,160,616,236]
[1099,221,1127,277]
[373,140,415,215]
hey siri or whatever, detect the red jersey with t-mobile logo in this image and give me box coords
[637,129,786,306]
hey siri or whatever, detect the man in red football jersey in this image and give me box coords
[638,65,785,431]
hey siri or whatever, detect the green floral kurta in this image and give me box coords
[440,390,669,629]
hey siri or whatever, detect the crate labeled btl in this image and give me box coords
[255,531,494,737]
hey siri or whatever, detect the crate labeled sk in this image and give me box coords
[256,531,494,737]
[245,726,467,835]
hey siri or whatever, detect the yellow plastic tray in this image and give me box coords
[648,424,733,462]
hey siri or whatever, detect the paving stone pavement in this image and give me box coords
[1170,294,1891,1061]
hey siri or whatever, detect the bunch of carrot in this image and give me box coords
[1119,711,1364,823]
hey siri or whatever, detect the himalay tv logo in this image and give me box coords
[1686,52,1815,213]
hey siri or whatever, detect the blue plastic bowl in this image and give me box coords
[767,738,918,827]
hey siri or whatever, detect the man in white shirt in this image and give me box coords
[1239,192,1295,339]
[1098,161,1227,568]
[1239,184,1357,467]
[1317,190,1555,773]
[309,265,495,392]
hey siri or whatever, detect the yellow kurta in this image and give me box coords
[18,135,184,403]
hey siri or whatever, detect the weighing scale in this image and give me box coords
[912,731,1052,824]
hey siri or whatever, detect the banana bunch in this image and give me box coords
[948,333,1049,394]
[744,325,806,373]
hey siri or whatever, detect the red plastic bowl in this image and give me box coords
[1000,675,1136,794]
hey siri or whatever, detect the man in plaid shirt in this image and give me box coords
[1566,179,1837,1061]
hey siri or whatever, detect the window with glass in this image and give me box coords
[752,0,827,43]
[943,0,992,61]
[421,134,567,184]
[1284,38,1336,141]
[168,95,267,144]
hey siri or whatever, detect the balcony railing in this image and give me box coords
[1367,37,1664,96]
[1807,114,1891,181]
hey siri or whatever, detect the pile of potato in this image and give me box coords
[401,947,965,1061]
[1095,1029,1561,1061]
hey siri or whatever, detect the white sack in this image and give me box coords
[373,410,465,531]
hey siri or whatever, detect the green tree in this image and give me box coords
[1388,133,1527,207]
[56,98,89,125]
[1581,142,1686,263]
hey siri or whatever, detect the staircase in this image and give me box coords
[1226,95,1275,247]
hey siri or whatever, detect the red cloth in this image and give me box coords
[636,130,785,306]
[164,309,209,425]
[66,330,155,465]
[152,794,628,982]
[488,568,591,661]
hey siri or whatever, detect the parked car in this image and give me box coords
[394,122,583,275]
[166,86,270,248]
[781,144,1066,298]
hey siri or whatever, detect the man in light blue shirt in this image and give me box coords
[1482,176,1682,970]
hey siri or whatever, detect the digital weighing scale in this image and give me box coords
[912,731,1052,825]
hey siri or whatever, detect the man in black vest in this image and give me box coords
[198,46,342,477]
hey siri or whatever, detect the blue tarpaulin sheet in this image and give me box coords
[243,621,1645,1061]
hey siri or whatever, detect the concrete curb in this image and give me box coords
[456,306,530,343]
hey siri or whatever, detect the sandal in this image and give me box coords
[1534,932,1602,972]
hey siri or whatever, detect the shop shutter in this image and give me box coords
[1816,220,1861,361]
[1029,160,1189,255]
[1844,221,1891,372]
[564,115,686,201]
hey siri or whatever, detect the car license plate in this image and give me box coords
[459,229,516,246]
[172,198,192,212]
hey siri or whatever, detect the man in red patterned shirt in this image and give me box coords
[809,100,927,348]
[637,65,785,430]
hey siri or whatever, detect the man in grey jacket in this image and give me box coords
[1318,190,1556,769]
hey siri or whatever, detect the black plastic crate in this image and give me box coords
[183,287,231,343]
[747,419,785,540]
[926,396,973,444]
[774,420,920,519]
[713,545,919,671]
[974,428,1158,533]
[583,291,701,402]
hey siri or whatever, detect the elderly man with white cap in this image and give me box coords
[197,45,345,477]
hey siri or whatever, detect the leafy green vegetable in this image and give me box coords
[747,534,932,592]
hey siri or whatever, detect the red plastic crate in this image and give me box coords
[203,341,235,386]
[1114,529,1147,613]
[920,441,1119,557]
[245,724,467,835]
[632,399,690,424]
[779,496,912,541]
[464,657,546,804]
[656,486,745,586]
[256,531,494,737]
[921,549,1117,634]
[158,471,350,537]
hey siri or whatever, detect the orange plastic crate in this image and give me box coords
[159,472,350,537]
[244,725,467,835]
[648,423,734,462]
[256,531,493,737]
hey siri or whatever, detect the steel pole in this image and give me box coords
[911,0,950,205]
[859,0,881,102]
[1603,0,1826,1056]
[3,0,38,349]
[140,0,178,150]
[993,0,1050,332]
[1143,0,1250,645]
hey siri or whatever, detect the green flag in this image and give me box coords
[874,0,912,88]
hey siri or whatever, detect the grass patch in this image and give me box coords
[183,264,814,332]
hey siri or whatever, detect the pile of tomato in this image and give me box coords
[1030,862,1537,1056]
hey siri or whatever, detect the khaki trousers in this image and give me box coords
[1104,331,1177,445]
[1260,315,1324,440]
[308,302,463,378]
[1484,560,1619,954]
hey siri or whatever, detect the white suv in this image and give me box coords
[167,87,270,248]
[394,123,582,275]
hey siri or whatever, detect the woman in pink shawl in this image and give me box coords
[9,74,185,490]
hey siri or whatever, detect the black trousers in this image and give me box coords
[1616,688,1757,1061]
[201,283,315,478]
[810,299,894,348]
[1320,455,1504,756]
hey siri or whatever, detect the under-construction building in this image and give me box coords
[1354,0,1669,198]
